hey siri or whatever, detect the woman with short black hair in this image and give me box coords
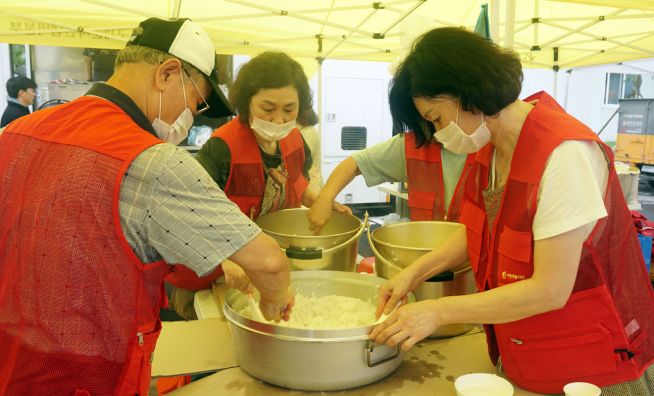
[370,27,654,395]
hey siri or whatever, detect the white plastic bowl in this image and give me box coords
[455,373,514,396]
[563,382,601,396]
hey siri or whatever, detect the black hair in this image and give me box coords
[6,76,37,99]
[229,52,315,126]
[389,27,523,147]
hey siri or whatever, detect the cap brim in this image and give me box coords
[203,69,235,118]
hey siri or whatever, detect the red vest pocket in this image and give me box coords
[116,321,162,395]
[408,190,436,210]
[497,226,533,285]
[506,324,616,381]
[408,190,436,221]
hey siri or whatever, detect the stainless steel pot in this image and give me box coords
[223,271,415,391]
[369,221,476,338]
[256,208,364,271]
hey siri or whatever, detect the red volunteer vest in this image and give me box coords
[0,97,170,395]
[404,132,475,221]
[459,92,654,393]
[215,117,309,220]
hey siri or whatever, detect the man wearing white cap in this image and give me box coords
[0,18,294,395]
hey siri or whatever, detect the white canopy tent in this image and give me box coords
[1,0,653,134]
[0,0,653,71]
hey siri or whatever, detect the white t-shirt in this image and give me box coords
[532,140,609,240]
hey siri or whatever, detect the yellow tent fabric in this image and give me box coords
[0,0,652,70]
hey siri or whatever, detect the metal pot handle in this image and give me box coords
[284,246,323,260]
[367,220,457,282]
[366,339,400,367]
[282,212,368,260]
[427,270,454,282]
[367,221,394,269]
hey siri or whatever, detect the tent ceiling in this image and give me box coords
[0,0,653,69]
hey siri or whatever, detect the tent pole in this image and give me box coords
[317,58,323,140]
[2,10,127,42]
[563,69,572,110]
[553,47,559,99]
[172,0,182,19]
[533,0,540,48]
[504,0,516,48]
[536,9,624,49]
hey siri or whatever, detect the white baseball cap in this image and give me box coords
[128,17,234,118]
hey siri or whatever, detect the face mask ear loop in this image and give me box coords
[158,91,163,120]
[180,70,188,108]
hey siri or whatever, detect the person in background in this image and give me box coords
[196,51,342,217]
[369,27,654,395]
[166,52,350,320]
[1,76,37,127]
[307,124,475,234]
[83,47,119,82]
[0,18,293,395]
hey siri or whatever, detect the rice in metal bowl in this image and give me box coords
[239,293,376,329]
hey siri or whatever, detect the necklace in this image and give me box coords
[492,131,519,187]
[490,148,511,189]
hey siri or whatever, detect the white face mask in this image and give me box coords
[250,113,296,142]
[152,72,194,145]
[434,101,491,154]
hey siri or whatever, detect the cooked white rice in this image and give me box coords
[239,293,377,329]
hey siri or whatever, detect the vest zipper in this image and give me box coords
[137,332,144,346]
[510,337,523,345]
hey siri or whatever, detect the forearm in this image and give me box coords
[435,277,563,326]
[406,226,468,290]
[229,232,290,302]
[302,187,318,207]
[247,266,290,302]
[435,227,586,325]
[317,157,360,202]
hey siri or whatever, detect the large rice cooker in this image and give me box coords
[369,221,476,338]
[223,271,415,391]
[256,208,364,272]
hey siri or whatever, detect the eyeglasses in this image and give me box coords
[183,68,211,115]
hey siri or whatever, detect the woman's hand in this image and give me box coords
[375,266,418,319]
[332,201,352,215]
[369,300,441,351]
[307,195,334,234]
[222,260,253,294]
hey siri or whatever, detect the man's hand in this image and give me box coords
[222,259,253,294]
[259,287,296,322]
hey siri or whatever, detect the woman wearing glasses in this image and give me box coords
[166,52,350,320]
[198,51,350,219]
[198,52,322,220]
